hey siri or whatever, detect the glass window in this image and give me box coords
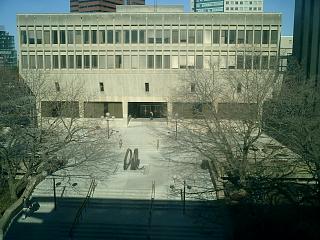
[132,55,138,69]
[76,55,82,68]
[246,30,253,44]
[107,30,114,44]
[44,30,50,44]
[196,30,203,44]
[45,55,51,69]
[124,30,130,44]
[37,55,43,68]
[99,30,105,44]
[52,30,58,44]
[91,30,97,44]
[245,55,252,69]
[131,30,138,44]
[107,55,114,69]
[221,30,228,44]
[261,55,269,69]
[172,55,179,69]
[83,30,89,44]
[254,30,261,44]
[155,55,162,69]
[188,55,195,68]
[147,29,154,44]
[262,30,269,44]
[99,55,105,69]
[172,30,179,43]
[28,30,35,44]
[238,30,245,44]
[115,55,122,68]
[21,31,27,44]
[115,30,122,44]
[68,55,74,68]
[84,55,90,68]
[180,30,187,43]
[147,55,154,69]
[228,55,236,69]
[123,55,130,68]
[253,55,260,69]
[60,30,66,44]
[271,30,278,44]
[139,30,145,44]
[188,30,195,44]
[53,55,59,69]
[164,30,170,43]
[68,30,74,44]
[163,55,170,69]
[60,55,66,68]
[270,55,278,69]
[237,54,244,69]
[29,55,36,69]
[212,30,220,44]
[145,83,149,92]
[75,30,81,44]
[36,30,42,44]
[204,30,211,44]
[196,55,203,69]
[204,56,211,69]
[229,30,236,44]
[220,55,227,69]
[99,82,104,92]
[155,30,162,44]
[92,55,98,68]
[212,55,219,68]
[179,55,187,69]
[139,55,146,69]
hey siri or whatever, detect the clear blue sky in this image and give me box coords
[0,0,295,45]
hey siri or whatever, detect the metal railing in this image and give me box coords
[69,178,97,239]
[147,180,156,239]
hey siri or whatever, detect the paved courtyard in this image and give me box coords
[5,120,227,240]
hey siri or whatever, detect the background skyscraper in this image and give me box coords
[0,26,17,68]
[190,0,263,13]
[70,0,145,13]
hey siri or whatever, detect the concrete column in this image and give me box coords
[122,101,128,127]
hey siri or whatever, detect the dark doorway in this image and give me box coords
[128,102,167,118]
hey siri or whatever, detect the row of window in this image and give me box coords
[21,53,277,70]
[20,28,278,46]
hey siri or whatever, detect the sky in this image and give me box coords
[0,0,295,46]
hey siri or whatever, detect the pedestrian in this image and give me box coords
[119,138,123,149]
[150,111,153,120]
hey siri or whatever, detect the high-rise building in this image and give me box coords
[70,0,145,13]
[293,0,320,87]
[17,5,280,122]
[0,26,17,68]
[191,0,263,13]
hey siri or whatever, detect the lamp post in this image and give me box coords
[106,112,110,139]
[174,113,178,140]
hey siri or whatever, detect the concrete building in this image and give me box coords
[191,0,263,13]
[0,26,17,68]
[17,5,281,124]
[70,0,145,13]
[279,36,293,73]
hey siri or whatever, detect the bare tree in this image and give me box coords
[169,59,306,203]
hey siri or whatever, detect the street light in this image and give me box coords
[174,113,178,140]
[106,112,111,139]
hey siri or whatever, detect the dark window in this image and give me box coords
[83,30,89,44]
[145,83,149,92]
[107,30,113,44]
[237,55,244,69]
[237,30,245,44]
[245,55,252,69]
[229,30,236,44]
[188,30,195,44]
[254,30,261,44]
[139,30,145,43]
[124,30,130,44]
[21,30,27,44]
[28,30,35,44]
[76,55,82,68]
[60,30,66,44]
[55,82,60,92]
[99,30,105,44]
[115,55,122,68]
[131,30,138,43]
[53,55,59,69]
[84,55,90,68]
[180,30,187,43]
[60,55,66,68]
[36,30,42,44]
[99,82,104,91]
[91,30,97,44]
[68,30,74,44]
[246,30,253,44]
[92,55,98,68]
[262,30,269,44]
[172,30,179,43]
[191,83,195,92]
[212,30,220,44]
[271,30,278,44]
[52,30,58,44]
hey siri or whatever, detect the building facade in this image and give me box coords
[0,26,17,68]
[70,0,145,13]
[17,6,281,123]
[293,0,320,87]
[191,0,263,13]
[279,36,293,73]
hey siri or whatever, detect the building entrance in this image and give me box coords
[128,102,167,118]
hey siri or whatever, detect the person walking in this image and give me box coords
[150,111,154,120]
